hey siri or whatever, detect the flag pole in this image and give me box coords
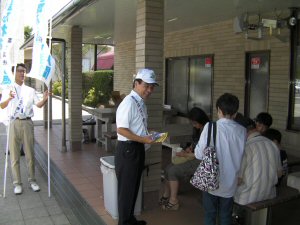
[3,112,11,198]
[3,68,16,198]
[47,88,50,197]
[47,17,53,198]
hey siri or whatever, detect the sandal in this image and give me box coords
[162,201,180,210]
[159,196,169,205]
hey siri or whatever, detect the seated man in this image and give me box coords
[263,128,288,185]
[234,117,283,205]
[159,107,209,210]
[255,112,273,134]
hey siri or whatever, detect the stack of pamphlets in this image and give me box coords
[150,132,168,143]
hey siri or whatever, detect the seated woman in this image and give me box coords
[160,107,209,210]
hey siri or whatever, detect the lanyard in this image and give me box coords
[14,86,20,99]
[10,86,24,120]
[131,95,149,135]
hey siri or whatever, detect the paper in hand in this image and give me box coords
[150,132,168,143]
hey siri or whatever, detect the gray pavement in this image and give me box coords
[0,124,71,225]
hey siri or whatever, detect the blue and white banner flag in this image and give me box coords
[27,0,55,88]
[0,0,21,87]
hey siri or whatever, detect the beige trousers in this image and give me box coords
[9,119,36,186]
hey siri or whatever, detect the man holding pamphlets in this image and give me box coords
[115,68,159,225]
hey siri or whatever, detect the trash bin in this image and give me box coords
[100,156,142,219]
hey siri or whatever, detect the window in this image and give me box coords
[288,17,300,130]
[166,56,213,116]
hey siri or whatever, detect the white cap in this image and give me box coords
[135,68,159,86]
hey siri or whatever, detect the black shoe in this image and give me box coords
[135,220,147,225]
[4,151,10,155]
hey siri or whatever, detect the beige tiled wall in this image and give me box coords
[114,13,300,158]
[164,18,299,156]
[68,26,83,151]
[114,40,136,95]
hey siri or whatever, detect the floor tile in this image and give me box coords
[25,216,54,225]
[51,214,71,225]
[22,206,49,220]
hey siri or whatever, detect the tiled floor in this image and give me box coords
[0,125,72,225]
[34,124,203,225]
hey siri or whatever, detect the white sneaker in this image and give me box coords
[14,185,23,195]
[30,182,40,192]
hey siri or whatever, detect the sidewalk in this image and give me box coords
[0,124,71,225]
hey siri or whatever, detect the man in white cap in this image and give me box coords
[115,68,158,225]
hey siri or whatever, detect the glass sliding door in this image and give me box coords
[166,55,213,116]
[189,56,213,117]
[166,58,189,114]
[288,16,300,130]
[245,52,270,119]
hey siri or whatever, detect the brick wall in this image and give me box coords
[114,12,299,155]
[114,40,136,95]
[68,26,83,151]
[164,16,300,156]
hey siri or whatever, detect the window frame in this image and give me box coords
[287,14,300,131]
[165,55,214,117]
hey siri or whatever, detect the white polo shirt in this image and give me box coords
[0,83,39,120]
[116,90,148,141]
[195,118,247,198]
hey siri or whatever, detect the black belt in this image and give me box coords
[16,117,31,120]
[119,140,141,145]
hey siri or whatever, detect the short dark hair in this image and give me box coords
[133,78,142,88]
[234,113,256,131]
[188,107,210,126]
[216,93,239,116]
[255,112,273,127]
[263,128,282,144]
[12,63,26,73]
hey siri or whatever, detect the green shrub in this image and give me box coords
[83,70,113,107]
[52,80,68,98]
[52,70,113,108]
[52,81,62,96]
[83,87,98,107]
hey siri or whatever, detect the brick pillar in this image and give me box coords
[136,0,164,210]
[69,26,83,151]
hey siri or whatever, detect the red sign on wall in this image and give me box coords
[251,57,261,69]
[205,57,212,68]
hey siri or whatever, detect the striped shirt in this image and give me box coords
[234,132,282,205]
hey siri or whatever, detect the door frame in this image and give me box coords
[165,55,214,117]
[244,50,271,118]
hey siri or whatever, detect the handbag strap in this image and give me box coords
[212,121,217,146]
[206,122,217,147]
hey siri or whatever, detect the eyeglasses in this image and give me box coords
[16,69,26,73]
[141,82,155,90]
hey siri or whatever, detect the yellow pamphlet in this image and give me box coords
[150,132,168,143]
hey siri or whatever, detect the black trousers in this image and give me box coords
[115,141,145,225]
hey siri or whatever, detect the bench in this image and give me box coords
[82,117,97,143]
[98,131,117,151]
[236,186,300,225]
